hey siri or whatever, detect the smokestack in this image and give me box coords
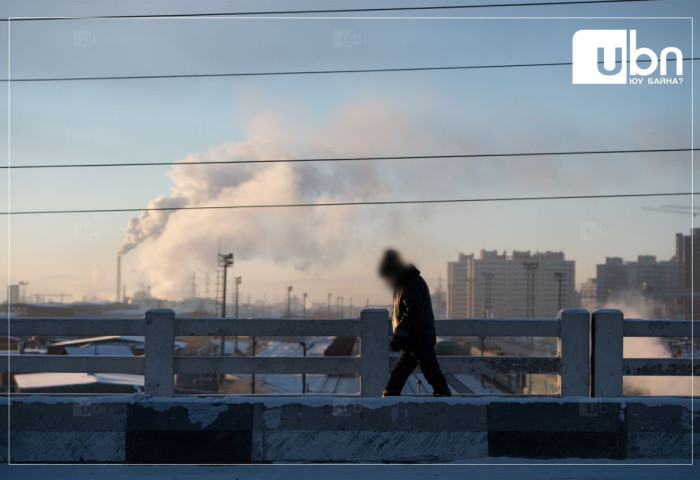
[116,255,122,303]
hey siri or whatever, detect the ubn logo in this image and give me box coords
[572,30,683,84]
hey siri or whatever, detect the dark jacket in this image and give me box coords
[392,265,436,345]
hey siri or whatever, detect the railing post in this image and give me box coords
[591,309,624,397]
[557,308,591,396]
[145,308,175,396]
[359,308,390,397]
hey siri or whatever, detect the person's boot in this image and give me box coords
[382,389,401,397]
[433,390,452,397]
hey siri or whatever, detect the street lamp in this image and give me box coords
[299,341,315,394]
[234,276,242,353]
[217,253,234,391]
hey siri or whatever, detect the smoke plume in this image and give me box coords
[118,101,419,297]
[604,295,698,396]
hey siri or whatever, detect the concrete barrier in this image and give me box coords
[1,395,697,463]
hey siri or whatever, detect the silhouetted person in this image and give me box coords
[378,249,451,397]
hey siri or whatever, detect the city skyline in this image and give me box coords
[1,5,695,305]
[5,226,695,318]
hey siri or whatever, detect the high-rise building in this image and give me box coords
[596,257,629,302]
[628,255,677,298]
[447,250,576,318]
[594,255,678,317]
[675,228,700,319]
[447,254,472,318]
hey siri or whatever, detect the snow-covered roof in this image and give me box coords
[64,345,134,356]
[50,336,145,347]
[13,372,144,389]
[92,373,144,386]
[14,372,96,389]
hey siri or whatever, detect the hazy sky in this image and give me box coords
[0,0,698,307]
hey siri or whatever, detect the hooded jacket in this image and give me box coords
[392,265,437,345]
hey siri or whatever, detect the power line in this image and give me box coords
[0,1,654,22]
[2,147,696,170]
[5,57,693,84]
[0,61,575,83]
[2,192,693,216]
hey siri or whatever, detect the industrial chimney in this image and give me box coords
[116,255,122,303]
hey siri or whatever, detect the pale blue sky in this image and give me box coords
[0,0,698,305]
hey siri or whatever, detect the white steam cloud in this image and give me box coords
[119,101,417,297]
[604,295,698,396]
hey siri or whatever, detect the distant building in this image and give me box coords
[596,257,629,302]
[594,255,678,317]
[2,301,142,318]
[580,278,597,312]
[676,228,700,319]
[447,250,576,318]
[6,284,19,304]
[628,255,678,299]
[447,254,471,318]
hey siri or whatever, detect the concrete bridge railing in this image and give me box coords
[591,309,698,396]
[5,308,697,397]
[4,395,697,462]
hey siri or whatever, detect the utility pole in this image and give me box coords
[482,272,494,318]
[340,297,344,317]
[523,262,538,318]
[234,276,242,353]
[218,253,234,319]
[217,253,234,391]
[303,292,308,319]
[234,277,242,318]
[251,336,257,394]
[299,341,315,394]
[465,270,472,318]
[327,293,332,314]
[286,286,293,318]
[349,297,353,317]
[480,272,493,359]
[554,272,565,311]
[336,296,340,316]
[480,272,491,364]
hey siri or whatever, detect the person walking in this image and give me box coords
[378,249,451,397]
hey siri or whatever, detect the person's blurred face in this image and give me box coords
[381,272,400,290]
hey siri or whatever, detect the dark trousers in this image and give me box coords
[384,343,450,395]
